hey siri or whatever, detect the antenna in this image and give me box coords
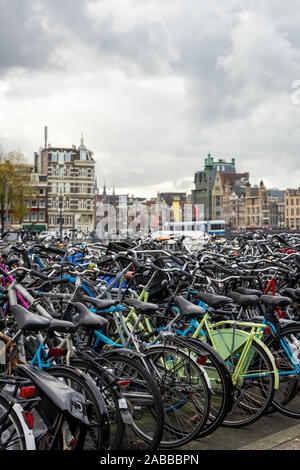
[44,126,48,149]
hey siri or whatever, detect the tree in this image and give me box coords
[0,151,36,232]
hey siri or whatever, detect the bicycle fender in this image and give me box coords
[13,402,36,450]
[101,348,146,358]
[253,337,279,390]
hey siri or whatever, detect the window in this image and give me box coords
[58,167,64,179]
[39,189,45,195]
[59,152,64,163]
[52,152,57,162]
[78,199,86,209]
[80,151,86,161]
[39,211,45,221]
[51,182,57,193]
[31,212,38,221]
[39,200,45,208]
[79,168,87,177]
[58,182,64,192]
[65,152,71,162]
[65,182,70,193]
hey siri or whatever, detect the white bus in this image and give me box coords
[162,220,226,236]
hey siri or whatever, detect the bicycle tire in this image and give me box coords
[99,352,164,450]
[69,357,125,450]
[174,336,234,437]
[142,344,211,448]
[0,395,28,450]
[222,339,276,427]
[46,365,110,450]
[264,323,300,418]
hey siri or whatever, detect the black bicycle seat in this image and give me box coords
[10,305,51,331]
[196,292,233,308]
[173,296,206,318]
[227,291,260,307]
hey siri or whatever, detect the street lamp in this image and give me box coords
[72,164,76,242]
[59,189,63,237]
[5,182,9,231]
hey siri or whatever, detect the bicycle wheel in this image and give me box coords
[176,336,234,438]
[0,395,27,450]
[222,339,276,427]
[46,365,110,450]
[143,344,211,448]
[99,352,164,450]
[264,324,300,418]
[69,357,125,450]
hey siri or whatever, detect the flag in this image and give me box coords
[194,205,199,221]
[173,201,180,222]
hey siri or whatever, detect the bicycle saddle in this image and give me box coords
[173,296,206,318]
[82,296,120,310]
[47,318,76,333]
[11,305,51,331]
[280,288,300,301]
[237,287,263,297]
[227,291,260,307]
[123,298,159,313]
[73,302,109,330]
[196,292,233,308]
[260,295,291,308]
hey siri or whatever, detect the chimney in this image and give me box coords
[34,152,39,173]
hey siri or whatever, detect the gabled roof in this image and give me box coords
[218,172,249,191]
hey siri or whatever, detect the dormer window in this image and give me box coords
[80,150,86,161]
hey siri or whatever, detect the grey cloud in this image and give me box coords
[0,0,54,71]
[1,0,300,194]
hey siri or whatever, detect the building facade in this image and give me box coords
[34,136,96,233]
[285,188,300,229]
[22,168,48,232]
[212,171,249,226]
[191,153,236,220]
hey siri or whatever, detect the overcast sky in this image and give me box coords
[0,0,300,197]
